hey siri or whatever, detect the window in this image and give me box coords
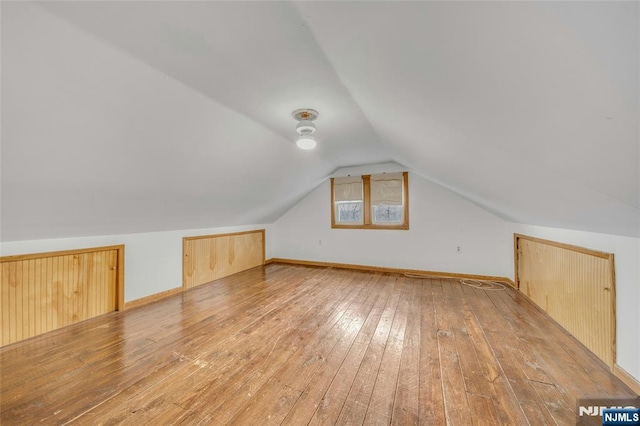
[331,172,409,229]
[333,176,363,225]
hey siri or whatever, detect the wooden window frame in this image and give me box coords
[331,172,409,230]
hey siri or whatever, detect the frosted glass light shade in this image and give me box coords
[296,136,317,150]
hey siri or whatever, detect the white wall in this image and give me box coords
[0,224,271,302]
[509,223,640,381]
[272,167,513,278]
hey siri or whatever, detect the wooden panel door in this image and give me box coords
[183,230,265,289]
[1,246,124,346]
[515,234,615,368]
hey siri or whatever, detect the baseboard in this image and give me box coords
[614,364,640,395]
[266,257,513,283]
[124,287,183,310]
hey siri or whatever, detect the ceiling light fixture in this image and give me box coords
[292,108,319,150]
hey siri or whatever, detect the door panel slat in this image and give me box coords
[183,230,265,289]
[1,247,122,346]
[516,235,615,367]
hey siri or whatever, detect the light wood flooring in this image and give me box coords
[1,264,636,425]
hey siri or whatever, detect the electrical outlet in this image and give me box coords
[318,239,323,246]
[457,246,461,253]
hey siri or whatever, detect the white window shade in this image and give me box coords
[370,173,403,205]
[334,176,363,201]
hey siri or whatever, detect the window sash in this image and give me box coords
[335,201,364,224]
[371,204,404,224]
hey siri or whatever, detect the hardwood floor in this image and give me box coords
[1,264,636,425]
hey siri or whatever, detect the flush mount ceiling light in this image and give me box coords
[292,108,319,150]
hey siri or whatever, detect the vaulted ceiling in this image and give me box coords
[1,1,638,241]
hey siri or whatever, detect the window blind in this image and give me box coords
[333,176,363,202]
[370,173,403,205]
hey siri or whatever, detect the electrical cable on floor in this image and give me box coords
[459,279,507,291]
[403,273,507,291]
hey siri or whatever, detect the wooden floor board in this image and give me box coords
[491,287,626,396]
[79,270,335,424]
[362,276,410,425]
[302,273,392,425]
[333,275,401,426]
[11,267,325,424]
[462,283,558,425]
[157,268,366,425]
[1,265,636,425]
[284,274,402,426]
[1,266,290,393]
[390,277,421,425]
[418,279,446,426]
[458,285,526,426]
[229,271,387,425]
[436,279,472,426]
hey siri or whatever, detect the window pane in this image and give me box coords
[336,201,363,224]
[372,204,403,224]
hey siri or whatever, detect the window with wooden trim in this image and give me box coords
[331,172,409,229]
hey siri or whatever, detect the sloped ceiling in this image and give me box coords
[1,1,638,241]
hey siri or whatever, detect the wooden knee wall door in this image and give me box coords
[183,230,265,290]
[0,245,125,347]
[514,234,615,368]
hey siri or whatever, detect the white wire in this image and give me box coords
[459,279,507,291]
[403,273,508,291]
